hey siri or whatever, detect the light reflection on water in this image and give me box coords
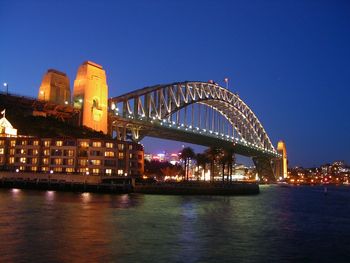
[0,186,350,262]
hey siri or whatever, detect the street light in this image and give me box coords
[3,83,8,95]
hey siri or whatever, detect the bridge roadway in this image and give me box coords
[114,115,279,159]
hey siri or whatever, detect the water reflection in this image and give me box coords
[0,187,350,262]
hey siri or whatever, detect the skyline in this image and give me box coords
[1,0,349,167]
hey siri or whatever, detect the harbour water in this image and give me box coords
[0,185,350,262]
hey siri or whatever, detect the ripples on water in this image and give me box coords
[0,186,350,263]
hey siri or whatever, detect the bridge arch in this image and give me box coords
[109,81,276,155]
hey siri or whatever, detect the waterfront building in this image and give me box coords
[0,136,144,176]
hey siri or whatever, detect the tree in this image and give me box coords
[195,153,209,180]
[205,146,222,182]
[221,148,235,182]
[180,147,195,181]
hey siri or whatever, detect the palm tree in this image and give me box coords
[222,148,235,182]
[180,147,195,181]
[195,153,209,180]
[205,146,221,182]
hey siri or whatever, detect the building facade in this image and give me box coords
[0,136,144,176]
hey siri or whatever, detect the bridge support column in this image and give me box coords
[252,156,276,183]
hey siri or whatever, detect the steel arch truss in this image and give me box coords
[109,81,278,156]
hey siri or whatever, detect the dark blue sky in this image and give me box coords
[1,0,349,167]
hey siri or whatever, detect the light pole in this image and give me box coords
[3,83,8,95]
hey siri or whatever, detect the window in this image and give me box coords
[56,141,63,147]
[21,140,27,146]
[66,168,74,173]
[10,140,16,147]
[104,151,114,157]
[33,140,39,146]
[20,149,26,154]
[9,149,15,155]
[44,140,50,147]
[128,145,133,150]
[79,159,87,166]
[118,152,124,159]
[41,167,49,172]
[54,167,62,172]
[31,166,37,171]
[92,168,99,174]
[33,149,39,155]
[105,169,112,175]
[54,158,63,165]
[106,142,113,148]
[64,150,74,157]
[0,140,4,146]
[0,148,4,154]
[129,153,133,159]
[92,141,101,147]
[9,157,14,164]
[32,158,38,164]
[67,159,74,166]
[80,141,89,147]
[20,157,26,163]
[138,154,142,160]
[90,159,101,165]
[42,158,49,165]
[118,144,124,151]
[117,169,124,175]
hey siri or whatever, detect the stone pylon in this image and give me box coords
[38,69,71,105]
[72,61,108,134]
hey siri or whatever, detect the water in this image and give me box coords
[0,186,350,263]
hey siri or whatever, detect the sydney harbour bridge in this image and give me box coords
[108,81,281,180]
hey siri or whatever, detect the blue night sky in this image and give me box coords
[0,0,349,167]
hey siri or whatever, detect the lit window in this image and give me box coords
[20,157,26,163]
[41,167,48,172]
[32,158,38,164]
[106,142,113,148]
[129,154,133,159]
[20,149,26,154]
[44,141,50,147]
[129,145,133,150]
[92,168,99,174]
[9,157,14,164]
[104,151,114,157]
[92,141,101,147]
[10,140,16,147]
[67,159,74,165]
[9,149,15,155]
[21,141,27,146]
[79,159,87,166]
[54,158,63,165]
[33,141,39,146]
[56,141,63,147]
[80,141,89,147]
[118,152,124,159]
[106,169,112,175]
[0,148,4,154]
[0,140,4,146]
[66,168,74,173]
[117,169,123,175]
[42,158,49,165]
[118,144,124,151]
[54,167,62,172]
[33,149,39,155]
[91,159,101,165]
[44,149,50,156]
[31,166,37,171]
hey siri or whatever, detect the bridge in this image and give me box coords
[108,81,281,180]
